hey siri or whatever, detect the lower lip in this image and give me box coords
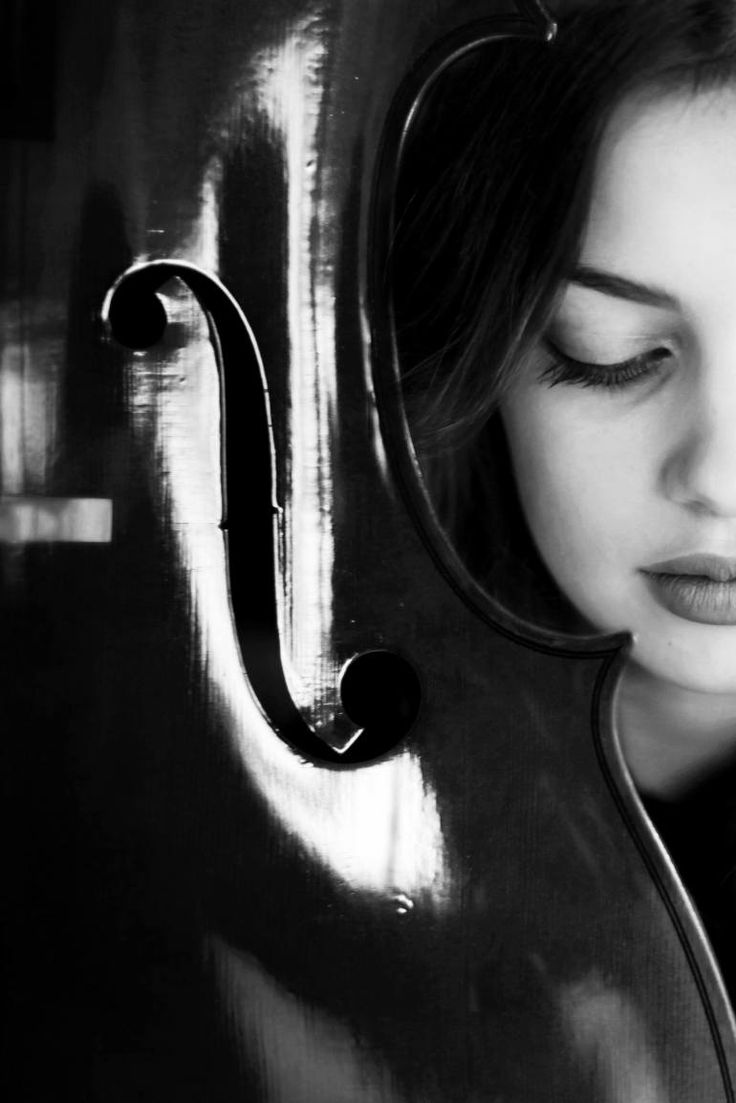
[643,572,736,625]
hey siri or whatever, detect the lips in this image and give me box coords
[642,554,736,625]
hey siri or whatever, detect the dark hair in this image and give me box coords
[393,0,736,625]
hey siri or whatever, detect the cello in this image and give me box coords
[3,0,735,1097]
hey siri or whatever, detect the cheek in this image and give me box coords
[501,391,649,626]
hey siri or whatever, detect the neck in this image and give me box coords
[617,664,736,800]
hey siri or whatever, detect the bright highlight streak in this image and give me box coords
[137,27,450,905]
[254,19,341,732]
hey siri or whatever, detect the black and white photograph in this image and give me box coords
[5,0,736,1098]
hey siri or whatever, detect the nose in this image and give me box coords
[662,375,736,517]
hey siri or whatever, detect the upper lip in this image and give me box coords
[642,554,736,582]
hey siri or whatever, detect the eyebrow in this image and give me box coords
[568,265,679,309]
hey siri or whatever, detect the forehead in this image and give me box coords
[581,84,736,303]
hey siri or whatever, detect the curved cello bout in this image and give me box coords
[368,3,736,1097]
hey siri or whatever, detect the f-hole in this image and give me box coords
[103,261,421,765]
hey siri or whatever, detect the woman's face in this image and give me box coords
[501,84,736,695]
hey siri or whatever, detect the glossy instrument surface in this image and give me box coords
[3,0,736,1098]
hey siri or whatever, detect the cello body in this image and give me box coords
[3,0,736,1098]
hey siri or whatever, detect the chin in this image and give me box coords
[630,623,736,698]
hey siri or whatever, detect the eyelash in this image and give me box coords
[540,339,673,391]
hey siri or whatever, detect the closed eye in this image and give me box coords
[540,338,673,391]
